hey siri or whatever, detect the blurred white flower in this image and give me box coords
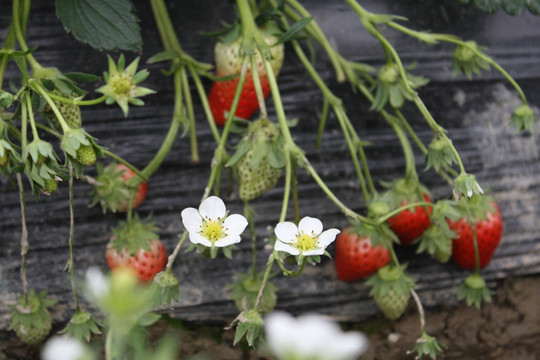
[181,196,248,247]
[85,267,109,301]
[41,336,93,360]
[274,216,340,256]
[264,312,368,360]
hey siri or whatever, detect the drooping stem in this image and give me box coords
[29,81,70,133]
[275,254,306,277]
[244,203,258,280]
[12,0,42,72]
[67,163,80,311]
[410,288,426,330]
[25,93,40,141]
[16,173,29,296]
[250,54,268,119]
[180,67,199,163]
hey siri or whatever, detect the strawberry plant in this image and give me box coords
[0,0,538,359]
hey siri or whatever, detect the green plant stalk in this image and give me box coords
[16,173,29,296]
[410,288,426,330]
[288,39,373,201]
[262,44,374,224]
[376,201,433,224]
[24,93,40,141]
[283,0,346,82]
[291,157,300,224]
[180,68,199,163]
[187,63,221,144]
[20,93,28,156]
[166,232,188,271]
[12,0,42,72]
[471,222,481,277]
[29,81,70,133]
[202,59,248,201]
[386,114,417,181]
[0,23,17,88]
[250,54,268,119]
[47,92,108,106]
[275,253,307,276]
[315,98,330,149]
[244,203,258,280]
[67,163,80,311]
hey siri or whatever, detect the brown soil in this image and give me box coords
[3,277,540,360]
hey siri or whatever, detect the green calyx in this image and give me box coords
[149,271,180,309]
[453,41,476,63]
[379,64,400,84]
[511,104,536,133]
[60,311,102,343]
[425,137,458,172]
[109,214,159,255]
[231,309,264,347]
[458,274,492,309]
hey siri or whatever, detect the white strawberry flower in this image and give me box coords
[274,216,340,256]
[264,311,368,360]
[41,336,94,360]
[85,267,110,301]
[181,196,248,248]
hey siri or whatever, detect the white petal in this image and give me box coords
[42,336,87,360]
[274,221,298,244]
[85,267,109,300]
[189,232,212,247]
[330,332,369,359]
[181,207,202,233]
[274,240,300,255]
[215,234,241,247]
[223,214,248,237]
[302,248,325,256]
[199,196,226,221]
[317,228,341,249]
[264,312,299,358]
[298,216,323,236]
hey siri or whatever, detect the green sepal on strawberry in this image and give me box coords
[61,128,103,170]
[228,270,278,313]
[366,264,415,320]
[207,22,284,126]
[410,330,446,360]
[226,118,284,202]
[334,225,392,282]
[0,123,22,175]
[9,289,57,345]
[417,199,462,263]
[90,162,148,213]
[59,310,102,342]
[21,139,64,196]
[229,308,264,347]
[148,270,180,309]
[382,179,432,246]
[447,195,503,270]
[457,274,492,309]
[106,215,168,282]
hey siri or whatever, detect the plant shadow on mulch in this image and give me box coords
[2,276,540,360]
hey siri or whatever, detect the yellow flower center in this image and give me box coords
[111,75,133,95]
[201,220,225,243]
[295,232,318,251]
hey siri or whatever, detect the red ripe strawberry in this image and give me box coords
[106,215,167,282]
[387,193,432,246]
[209,29,284,126]
[91,162,148,213]
[448,199,503,270]
[335,227,391,282]
[383,179,432,246]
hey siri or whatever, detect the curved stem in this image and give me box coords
[12,0,41,72]
[180,67,199,163]
[16,173,29,295]
[376,201,433,224]
[254,253,275,310]
[386,113,417,181]
[410,288,426,330]
[274,253,306,277]
[166,232,188,270]
[281,149,293,222]
[67,163,80,310]
[47,92,107,106]
[29,80,70,133]
[25,93,40,141]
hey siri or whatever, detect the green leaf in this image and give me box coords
[529,0,540,14]
[147,50,180,64]
[55,0,142,51]
[64,72,101,83]
[473,0,501,13]
[502,0,527,14]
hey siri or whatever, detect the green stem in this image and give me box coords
[470,220,481,276]
[376,201,433,223]
[166,232,188,270]
[187,63,221,144]
[202,58,248,201]
[250,54,268,119]
[16,173,29,296]
[281,149,293,222]
[244,203,258,280]
[180,67,199,163]
[25,93,40,141]
[47,92,107,106]
[386,113,417,181]
[274,253,306,276]
[105,330,113,360]
[254,253,275,310]
[315,99,329,149]
[283,0,345,82]
[29,81,70,133]
[101,149,148,182]
[291,157,300,224]
[12,0,41,72]
[67,163,80,311]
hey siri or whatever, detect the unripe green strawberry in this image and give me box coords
[366,265,414,320]
[238,149,281,202]
[0,151,8,166]
[42,178,58,194]
[45,89,82,131]
[10,289,57,345]
[76,144,96,166]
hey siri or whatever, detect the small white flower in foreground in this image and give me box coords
[42,336,93,360]
[85,267,109,301]
[264,311,368,360]
[274,216,340,256]
[181,196,248,247]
